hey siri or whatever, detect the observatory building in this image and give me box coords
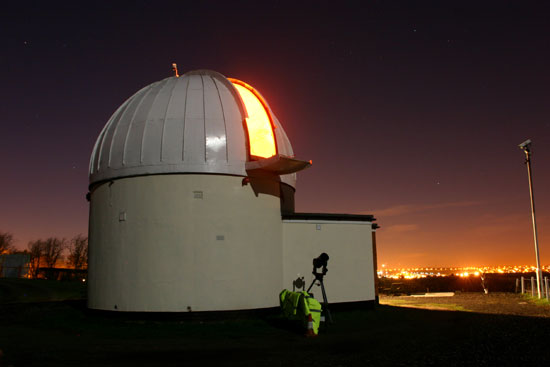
[88,70,377,312]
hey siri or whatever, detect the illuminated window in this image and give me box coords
[229,79,277,159]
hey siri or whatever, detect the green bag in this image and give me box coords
[279,289,322,334]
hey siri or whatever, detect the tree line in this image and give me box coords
[1,231,88,278]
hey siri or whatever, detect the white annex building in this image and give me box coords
[87,69,378,312]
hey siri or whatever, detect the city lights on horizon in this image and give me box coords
[378,265,550,279]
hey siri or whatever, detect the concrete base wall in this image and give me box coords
[88,174,376,312]
[282,221,375,303]
[88,174,283,312]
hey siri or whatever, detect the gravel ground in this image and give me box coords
[380,292,550,317]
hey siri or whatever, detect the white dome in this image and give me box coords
[89,70,297,187]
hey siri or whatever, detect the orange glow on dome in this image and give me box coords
[229,80,276,159]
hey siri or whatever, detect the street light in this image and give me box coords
[519,139,543,298]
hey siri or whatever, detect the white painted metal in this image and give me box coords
[89,70,296,188]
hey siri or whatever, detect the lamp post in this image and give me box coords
[519,139,543,298]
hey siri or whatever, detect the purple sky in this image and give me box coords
[1,1,549,267]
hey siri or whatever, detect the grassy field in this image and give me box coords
[0,278,86,304]
[1,280,550,366]
[380,292,550,317]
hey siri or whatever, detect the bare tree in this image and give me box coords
[0,231,15,254]
[42,237,66,268]
[67,234,88,270]
[27,239,44,278]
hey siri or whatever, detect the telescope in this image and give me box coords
[312,253,329,276]
[308,252,332,323]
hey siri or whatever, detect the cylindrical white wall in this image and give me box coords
[88,174,283,312]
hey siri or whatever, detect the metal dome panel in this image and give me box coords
[89,70,299,187]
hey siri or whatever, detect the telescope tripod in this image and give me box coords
[307,272,333,324]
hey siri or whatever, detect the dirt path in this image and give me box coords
[380,292,550,317]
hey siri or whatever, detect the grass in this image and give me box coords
[0,278,86,303]
[380,298,469,312]
[2,280,550,366]
[521,293,550,307]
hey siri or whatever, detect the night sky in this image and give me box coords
[1,1,549,267]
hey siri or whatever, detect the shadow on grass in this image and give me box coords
[2,281,550,366]
[2,299,550,366]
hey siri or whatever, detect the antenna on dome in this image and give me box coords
[172,63,179,77]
